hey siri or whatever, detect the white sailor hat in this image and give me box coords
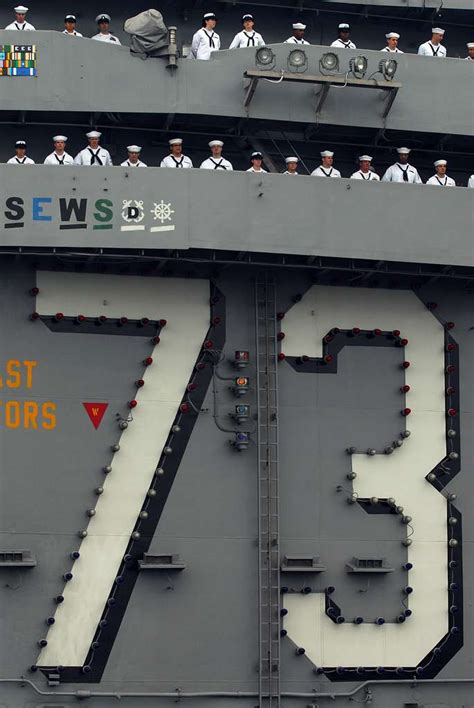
[209,139,224,147]
[96,13,111,23]
[203,12,216,19]
[86,130,102,139]
[434,159,447,167]
[338,23,350,30]
[292,22,306,30]
[127,145,142,153]
[285,156,298,163]
[432,27,445,35]
[14,5,29,13]
[53,135,68,142]
[385,32,400,39]
[251,151,263,159]
[467,42,474,48]
[169,138,183,146]
[65,14,76,22]
[15,139,26,146]
[358,155,373,162]
[397,147,411,154]
[321,150,334,157]
[242,14,254,21]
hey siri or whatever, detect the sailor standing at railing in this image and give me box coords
[200,140,233,170]
[7,140,35,164]
[92,14,121,44]
[282,157,299,175]
[381,32,403,53]
[5,5,35,30]
[382,147,422,183]
[331,24,356,49]
[418,28,446,57]
[426,160,456,187]
[63,14,83,37]
[311,151,342,178]
[191,13,220,60]
[160,139,193,168]
[121,145,147,167]
[44,135,74,165]
[247,152,267,173]
[284,23,310,45]
[229,14,265,49]
[351,155,380,181]
[465,43,474,60]
[74,131,113,166]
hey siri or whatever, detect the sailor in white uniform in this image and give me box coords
[465,42,474,60]
[468,175,474,188]
[44,135,74,165]
[331,24,356,49]
[121,145,147,167]
[381,32,403,53]
[247,152,267,173]
[382,147,422,184]
[160,138,193,168]
[311,150,342,178]
[230,14,265,48]
[200,140,233,170]
[5,5,35,30]
[282,157,299,175]
[418,28,446,57]
[191,13,220,60]
[74,130,113,166]
[284,23,310,45]
[92,14,121,44]
[63,14,83,37]
[426,160,456,187]
[7,140,35,164]
[351,155,380,181]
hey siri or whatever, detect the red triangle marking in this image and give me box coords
[82,402,109,430]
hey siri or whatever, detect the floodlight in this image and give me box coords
[379,58,398,80]
[320,52,339,72]
[255,46,275,69]
[349,55,368,78]
[287,49,307,73]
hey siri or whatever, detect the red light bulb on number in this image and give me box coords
[400,385,410,393]
[401,361,410,369]
[446,343,456,352]
[445,322,455,330]
[159,319,167,328]
[324,354,333,364]
[128,400,138,409]
[278,353,286,361]
[392,329,401,337]
[448,408,457,417]
[54,312,64,321]
[203,340,213,349]
[277,332,285,341]
[143,357,153,366]
[401,408,411,416]
[180,403,190,413]
[30,287,39,296]
[212,316,221,326]
[30,312,40,321]
[136,379,145,388]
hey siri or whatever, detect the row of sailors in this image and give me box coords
[5,6,474,59]
[7,135,474,188]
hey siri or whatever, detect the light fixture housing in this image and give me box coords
[379,58,398,80]
[288,49,308,73]
[255,46,275,70]
[320,52,339,73]
[349,55,368,79]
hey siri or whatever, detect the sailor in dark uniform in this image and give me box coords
[426,160,456,187]
[200,140,233,170]
[7,140,35,164]
[331,24,356,49]
[44,135,74,165]
[230,14,265,48]
[351,155,380,181]
[121,145,147,167]
[191,13,220,60]
[418,28,446,57]
[5,5,35,30]
[63,14,83,36]
[74,130,113,166]
[160,138,193,168]
[382,147,422,183]
[284,22,310,45]
[311,150,342,178]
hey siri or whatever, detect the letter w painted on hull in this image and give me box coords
[34,272,225,683]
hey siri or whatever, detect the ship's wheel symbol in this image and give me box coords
[151,200,175,223]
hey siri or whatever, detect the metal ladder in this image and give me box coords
[255,274,281,708]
